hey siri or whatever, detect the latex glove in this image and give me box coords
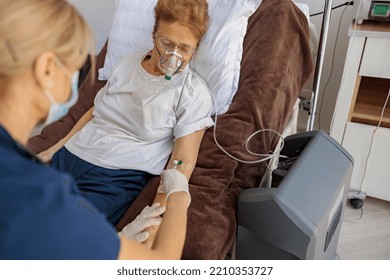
[158,169,191,206]
[118,202,166,243]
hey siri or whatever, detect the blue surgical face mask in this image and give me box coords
[43,59,79,126]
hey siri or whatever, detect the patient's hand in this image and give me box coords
[37,149,55,163]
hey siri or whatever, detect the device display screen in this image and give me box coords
[373,5,389,16]
[357,1,390,22]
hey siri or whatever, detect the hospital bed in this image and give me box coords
[28,0,313,259]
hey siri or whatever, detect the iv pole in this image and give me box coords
[307,0,333,131]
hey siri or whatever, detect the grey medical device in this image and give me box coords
[236,131,353,260]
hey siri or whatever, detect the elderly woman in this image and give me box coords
[42,0,213,226]
[0,0,190,260]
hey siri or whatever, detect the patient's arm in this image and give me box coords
[142,129,206,248]
[37,107,94,162]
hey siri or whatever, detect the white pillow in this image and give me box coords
[99,0,262,115]
[293,2,310,23]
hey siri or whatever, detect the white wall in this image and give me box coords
[67,0,115,53]
[68,0,355,133]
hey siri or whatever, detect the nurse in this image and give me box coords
[0,0,190,260]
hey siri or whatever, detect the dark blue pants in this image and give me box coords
[51,147,153,225]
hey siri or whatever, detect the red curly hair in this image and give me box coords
[153,0,209,42]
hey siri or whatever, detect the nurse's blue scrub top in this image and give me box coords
[0,126,120,259]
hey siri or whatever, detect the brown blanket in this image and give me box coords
[28,0,313,260]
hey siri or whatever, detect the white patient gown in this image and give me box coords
[65,52,214,175]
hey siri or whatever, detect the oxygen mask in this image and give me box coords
[155,33,197,80]
[158,49,183,80]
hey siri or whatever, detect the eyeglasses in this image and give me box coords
[155,34,197,55]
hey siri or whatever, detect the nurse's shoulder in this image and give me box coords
[0,138,119,260]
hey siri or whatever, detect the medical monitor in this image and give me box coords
[236,131,353,259]
[355,0,390,24]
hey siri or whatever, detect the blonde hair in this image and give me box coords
[153,0,209,42]
[0,0,93,77]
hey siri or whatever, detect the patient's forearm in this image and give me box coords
[142,130,205,247]
[166,129,206,179]
[61,107,93,144]
[142,192,166,248]
[142,163,193,248]
[50,107,93,152]
[150,192,189,259]
[118,192,189,260]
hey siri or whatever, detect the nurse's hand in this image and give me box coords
[158,169,191,206]
[118,202,166,243]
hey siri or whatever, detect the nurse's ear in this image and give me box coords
[33,52,56,91]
